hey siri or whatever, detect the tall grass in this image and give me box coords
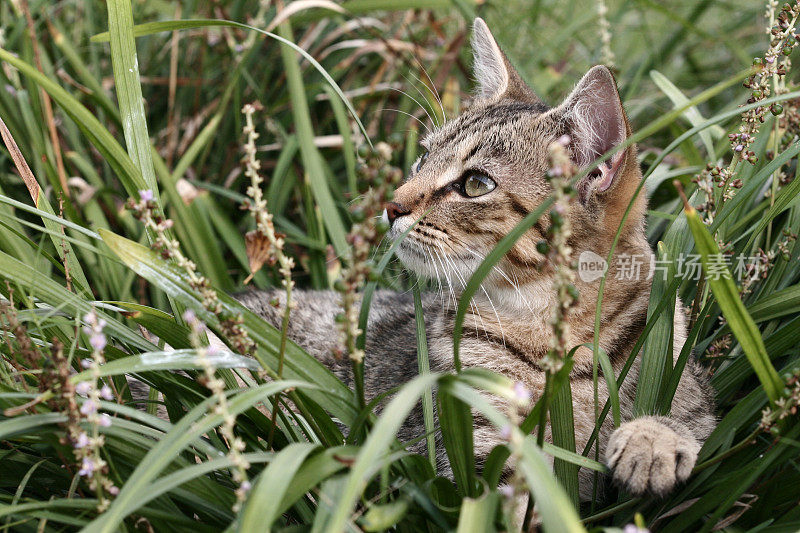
[0,0,799,531]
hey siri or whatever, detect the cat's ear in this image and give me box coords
[471,18,541,104]
[557,65,632,200]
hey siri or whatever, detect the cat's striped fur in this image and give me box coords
[238,18,716,500]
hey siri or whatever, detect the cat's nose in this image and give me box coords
[385,202,410,225]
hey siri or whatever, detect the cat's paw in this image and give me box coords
[605,417,700,496]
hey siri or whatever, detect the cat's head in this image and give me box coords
[386,19,646,288]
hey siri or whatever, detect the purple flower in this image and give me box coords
[557,134,571,147]
[99,414,112,427]
[239,480,252,493]
[83,310,97,324]
[498,485,515,498]
[78,457,95,477]
[108,485,120,496]
[513,382,532,404]
[75,432,90,449]
[81,358,93,369]
[100,385,114,401]
[80,399,98,415]
[734,144,744,152]
[138,189,154,202]
[75,381,92,397]
[500,425,512,440]
[90,333,107,351]
[182,309,196,323]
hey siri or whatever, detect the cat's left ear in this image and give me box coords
[556,66,633,202]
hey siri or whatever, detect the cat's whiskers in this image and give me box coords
[426,241,454,307]
[479,283,506,348]
[370,232,388,263]
[406,53,446,125]
[432,246,459,312]
[444,236,535,313]
[420,239,447,305]
[380,108,431,134]
[403,69,446,127]
[437,241,506,346]
[409,238,445,303]
[435,242,482,338]
[388,87,437,130]
[398,73,442,129]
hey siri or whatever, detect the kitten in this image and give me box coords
[238,18,716,499]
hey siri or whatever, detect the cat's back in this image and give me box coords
[237,288,444,395]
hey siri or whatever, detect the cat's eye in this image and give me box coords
[462,172,496,197]
[415,152,428,173]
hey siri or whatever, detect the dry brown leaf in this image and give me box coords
[244,230,273,284]
[0,116,41,203]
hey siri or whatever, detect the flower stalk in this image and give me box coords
[72,310,119,511]
[535,135,579,449]
[129,191,256,357]
[241,102,296,446]
[596,0,615,69]
[719,0,800,207]
[184,309,251,510]
[542,135,579,373]
[332,141,402,407]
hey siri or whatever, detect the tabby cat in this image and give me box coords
[238,18,716,500]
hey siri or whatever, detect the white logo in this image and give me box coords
[578,251,608,282]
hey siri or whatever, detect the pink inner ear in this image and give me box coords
[596,149,626,192]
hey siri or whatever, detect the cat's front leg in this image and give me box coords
[604,416,701,496]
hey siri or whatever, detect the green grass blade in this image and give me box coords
[413,284,437,471]
[69,349,260,381]
[683,202,783,403]
[517,436,586,533]
[634,241,676,415]
[276,19,348,256]
[550,378,579,507]
[321,374,439,532]
[98,228,359,424]
[0,48,147,196]
[89,19,370,148]
[595,345,621,427]
[650,70,721,158]
[82,380,309,532]
[105,0,158,197]
[438,383,477,497]
[0,413,67,440]
[455,490,499,533]
[541,443,609,473]
[238,443,317,532]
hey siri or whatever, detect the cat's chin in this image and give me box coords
[393,240,438,279]
[395,239,484,292]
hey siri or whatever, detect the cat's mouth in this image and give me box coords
[390,219,483,287]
